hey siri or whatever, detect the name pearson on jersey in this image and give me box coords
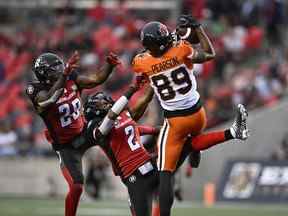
[151,57,180,74]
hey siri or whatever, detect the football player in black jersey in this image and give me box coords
[26,51,120,216]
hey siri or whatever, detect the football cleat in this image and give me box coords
[230,104,249,140]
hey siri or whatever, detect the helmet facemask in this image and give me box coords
[33,53,65,85]
[84,92,114,122]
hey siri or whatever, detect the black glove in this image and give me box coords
[177,14,201,29]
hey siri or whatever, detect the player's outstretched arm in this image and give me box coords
[193,26,216,62]
[177,15,215,63]
[129,85,154,122]
[76,52,120,89]
[93,76,145,137]
[35,51,79,109]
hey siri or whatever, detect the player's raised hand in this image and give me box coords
[177,14,201,29]
[64,51,80,76]
[106,52,121,67]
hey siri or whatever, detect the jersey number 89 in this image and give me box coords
[151,66,192,101]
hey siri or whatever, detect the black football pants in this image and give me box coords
[54,135,94,184]
[124,168,159,216]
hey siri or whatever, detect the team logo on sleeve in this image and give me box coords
[27,85,34,95]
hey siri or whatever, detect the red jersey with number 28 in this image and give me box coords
[26,78,85,145]
[101,111,151,179]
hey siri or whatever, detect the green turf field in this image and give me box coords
[0,197,287,216]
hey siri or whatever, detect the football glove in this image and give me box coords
[106,52,121,66]
[64,51,80,76]
[177,14,201,29]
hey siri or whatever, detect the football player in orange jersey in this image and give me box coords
[132,15,249,216]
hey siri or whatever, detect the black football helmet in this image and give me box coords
[140,21,174,57]
[84,92,114,121]
[33,53,65,84]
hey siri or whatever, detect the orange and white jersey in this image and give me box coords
[132,40,200,111]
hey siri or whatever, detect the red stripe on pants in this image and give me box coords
[61,167,83,216]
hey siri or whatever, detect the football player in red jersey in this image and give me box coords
[26,51,120,216]
[84,77,158,216]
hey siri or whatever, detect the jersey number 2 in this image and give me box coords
[58,98,81,127]
[125,125,141,151]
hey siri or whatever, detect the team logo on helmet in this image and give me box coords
[159,24,168,36]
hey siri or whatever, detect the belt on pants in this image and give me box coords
[138,161,154,175]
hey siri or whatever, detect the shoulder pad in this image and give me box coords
[132,52,149,71]
[132,54,143,65]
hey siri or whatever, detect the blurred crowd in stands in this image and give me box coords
[0,0,287,156]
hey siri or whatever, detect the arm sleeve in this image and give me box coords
[97,116,116,136]
[98,96,129,135]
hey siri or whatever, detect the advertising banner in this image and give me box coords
[217,160,288,202]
